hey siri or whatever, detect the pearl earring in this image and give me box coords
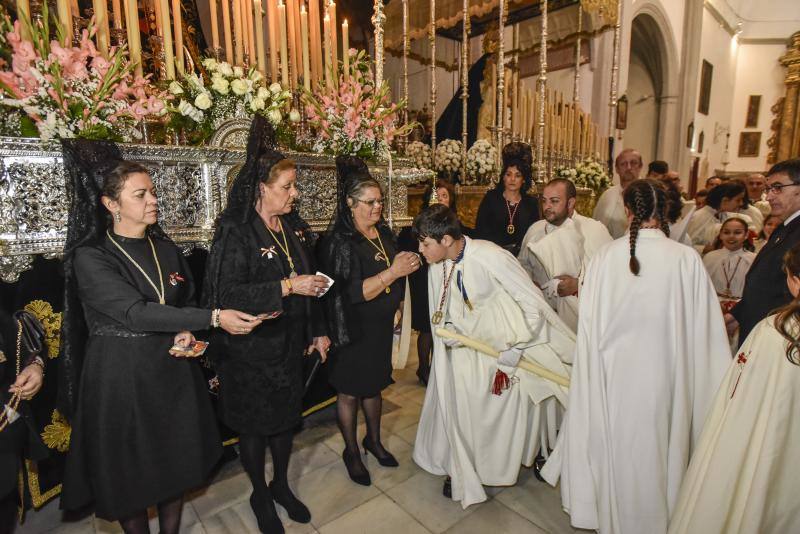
[114,211,121,223]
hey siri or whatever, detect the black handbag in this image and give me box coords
[11,310,46,358]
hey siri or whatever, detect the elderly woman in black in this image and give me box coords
[59,140,259,534]
[204,117,330,534]
[320,156,420,486]
[474,142,539,255]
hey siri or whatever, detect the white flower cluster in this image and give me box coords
[465,139,498,185]
[406,141,432,170]
[170,58,294,128]
[554,159,612,194]
[434,139,463,175]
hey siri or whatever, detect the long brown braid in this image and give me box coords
[776,244,800,366]
[622,179,670,275]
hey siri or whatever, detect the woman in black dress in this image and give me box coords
[59,140,260,534]
[204,117,330,534]
[475,142,539,255]
[320,156,420,486]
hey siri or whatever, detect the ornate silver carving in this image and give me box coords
[0,136,431,281]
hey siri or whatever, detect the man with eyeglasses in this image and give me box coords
[726,159,800,345]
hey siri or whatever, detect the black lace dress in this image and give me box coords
[326,227,403,397]
[61,232,222,521]
[210,216,325,436]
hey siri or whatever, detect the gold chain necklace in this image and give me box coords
[264,217,297,278]
[432,261,458,325]
[361,230,392,294]
[106,230,166,304]
[0,321,23,432]
[505,198,521,234]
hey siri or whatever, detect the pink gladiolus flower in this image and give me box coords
[113,80,130,99]
[91,55,111,77]
[147,96,165,114]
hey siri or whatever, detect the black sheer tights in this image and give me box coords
[239,430,295,493]
[416,332,433,381]
[337,393,389,458]
[118,496,183,534]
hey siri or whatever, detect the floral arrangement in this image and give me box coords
[303,49,411,159]
[465,139,497,185]
[434,139,462,176]
[0,6,165,141]
[167,57,295,145]
[406,140,431,170]
[555,159,612,194]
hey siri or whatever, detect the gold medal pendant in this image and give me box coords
[385,287,391,294]
[431,311,443,325]
[507,224,515,235]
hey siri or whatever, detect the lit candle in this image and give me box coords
[254,0,266,73]
[209,0,219,51]
[300,4,310,90]
[341,18,348,77]
[56,0,71,42]
[111,0,123,28]
[308,0,322,84]
[222,0,233,63]
[245,0,256,64]
[124,0,143,77]
[232,0,243,64]
[16,0,30,39]
[172,0,184,75]
[292,0,302,87]
[323,11,331,86]
[93,0,110,56]
[158,0,175,78]
[286,0,297,88]
[266,0,279,81]
[328,1,337,71]
[278,0,289,86]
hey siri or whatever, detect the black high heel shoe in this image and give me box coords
[362,437,399,467]
[342,447,371,486]
[249,491,285,534]
[269,481,311,523]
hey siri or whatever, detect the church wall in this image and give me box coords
[626,56,659,166]
[727,43,786,173]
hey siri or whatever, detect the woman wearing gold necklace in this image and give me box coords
[204,117,331,534]
[319,156,420,486]
[59,140,261,534]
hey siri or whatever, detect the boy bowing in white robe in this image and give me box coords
[542,179,731,534]
[411,204,576,509]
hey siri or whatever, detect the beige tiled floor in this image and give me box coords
[16,342,585,534]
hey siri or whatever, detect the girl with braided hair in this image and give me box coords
[542,178,732,534]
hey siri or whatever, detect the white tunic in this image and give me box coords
[541,229,731,534]
[702,247,756,299]
[686,205,718,252]
[669,316,800,534]
[593,184,628,239]
[739,204,764,234]
[413,237,576,508]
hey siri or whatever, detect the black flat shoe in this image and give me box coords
[269,481,311,523]
[532,454,546,483]
[442,476,452,498]
[249,492,284,534]
[342,448,371,486]
[362,437,399,467]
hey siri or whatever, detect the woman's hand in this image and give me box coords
[289,275,331,297]
[220,310,263,335]
[9,363,43,400]
[307,336,332,362]
[389,252,421,278]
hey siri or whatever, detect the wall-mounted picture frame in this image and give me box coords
[738,131,761,157]
[616,95,628,130]
[745,95,761,128]
[698,60,713,115]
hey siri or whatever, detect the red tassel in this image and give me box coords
[492,369,511,396]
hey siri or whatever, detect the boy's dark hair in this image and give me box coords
[412,204,463,242]
[648,160,669,175]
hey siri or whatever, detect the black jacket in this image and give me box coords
[732,214,800,344]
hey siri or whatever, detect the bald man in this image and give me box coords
[593,148,642,238]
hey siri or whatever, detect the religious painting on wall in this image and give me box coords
[738,131,761,157]
[616,95,628,130]
[698,60,713,115]
[745,95,761,127]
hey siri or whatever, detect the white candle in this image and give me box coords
[328,0,337,71]
[341,18,349,77]
[222,0,233,63]
[308,0,322,85]
[16,0,30,39]
[278,0,289,86]
[209,0,219,50]
[254,0,266,73]
[323,11,331,86]
[172,0,184,74]
[233,0,243,64]
[124,0,143,77]
[93,0,110,56]
[111,0,123,28]
[56,0,72,42]
[158,0,175,78]
[300,4,310,90]
[267,0,279,81]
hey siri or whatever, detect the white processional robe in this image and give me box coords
[541,229,731,534]
[702,248,756,300]
[670,206,695,247]
[739,204,764,234]
[686,204,718,252]
[413,237,576,508]
[669,316,800,534]
[593,184,629,239]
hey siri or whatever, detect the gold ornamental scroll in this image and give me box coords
[769,31,800,163]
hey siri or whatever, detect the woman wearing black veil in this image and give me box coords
[474,142,539,255]
[58,140,259,533]
[319,156,420,486]
[203,115,331,533]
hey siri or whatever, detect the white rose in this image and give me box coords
[269,82,282,94]
[233,66,244,78]
[230,79,248,95]
[289,109,301,123]
[211,76,230,95]
[250,97,266,111]
[257,86,270,100]
[194,92,213,110]
[217,62,234,77]
[202,58,218,71]
[267,108,282,125]
[177,100,194,117]
[168,81,184,95]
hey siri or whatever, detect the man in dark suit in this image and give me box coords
[726,159,800,345]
